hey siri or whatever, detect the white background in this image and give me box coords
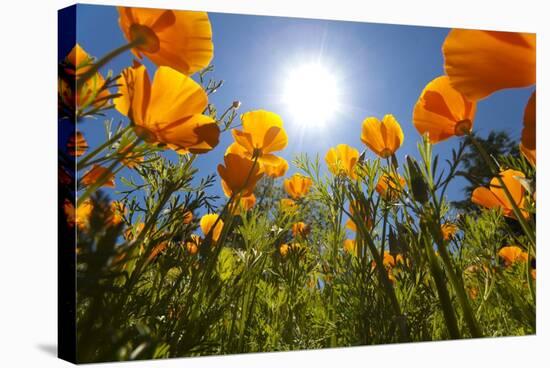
[0,0,547,366]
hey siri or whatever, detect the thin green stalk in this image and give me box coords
[436,239,482,338]
[379,207,388,260]
[350,206,408,342]
[420,135,481,337]
[422,232,461,339]
[182,154,261,352]
[110,186,175,332]
[343,185,409,341]
[238,255,267,353]
[78,125,132,168]
[76,39,143,88]
[329,192,343,347]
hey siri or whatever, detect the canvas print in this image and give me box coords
[58,3,536,363]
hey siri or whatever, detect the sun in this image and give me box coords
[282,63,340,128]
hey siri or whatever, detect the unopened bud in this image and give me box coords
[232,100,241,109]
[406,156,429,204]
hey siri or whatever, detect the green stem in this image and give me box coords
[78,125,132,168]
[117,187,174,314]
[329,190,343,347]
[76,39,143,88]
[348,198,408,342]
[423,234,461,339]
[437,238,482,338]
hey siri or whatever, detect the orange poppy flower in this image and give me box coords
[520,144,536,166]
[468,287,479,300]
[283,174,313,199]
[262,155,289,178]
[520,91,536,165]
[292,222,310,237]
[115,63,220,154]
[343,239,357,255]
[413,76,477,143]
[441,223,458,241]
[346,202,373,232]
[325,144,359,179]
[67,131,89,157]
[59,167,72,186]
[230,194,256,215]
[148,240,169,262]
[345,219,358,232]
[81,165,115,188]
[443,29,536,101]
[59,44,110,113]
[186,234,201,255]
[279,243,290,257]
[376,173,405,200]
[232,110,288,157]
[118,142,144,168]
[239,194,257,211]
[108,201,126,226]
[280,198,298,212]
[471,169,528,219]
[63,198,94,230]
[361,114,404,158]
[217,153,264,198]
[371,251,398,272]
[226,142,289,179]
[200,213,224,242]
[124,222,145,241]
[280,242,303,258]
[117,7,213,75]
[395,254,405,266]
[498,245,528,267]
[383,252,396,268]
[230,110,288,175]
[63,199,76,227]
[76,200,94,230]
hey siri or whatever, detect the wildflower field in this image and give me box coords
[58,5,536,363]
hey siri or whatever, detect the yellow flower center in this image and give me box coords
[130,24,160,53]
[454,119,472,136]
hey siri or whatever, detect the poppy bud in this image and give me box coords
[406,156,429,204]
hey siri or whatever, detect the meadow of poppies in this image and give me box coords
[58,5,536,363]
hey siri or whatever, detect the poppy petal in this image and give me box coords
[443,29,536,100]
[147,66,207,125]
[521,91,536,150]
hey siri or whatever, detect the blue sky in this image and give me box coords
[66,4,534,206]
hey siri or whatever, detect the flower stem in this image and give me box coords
[422,232,461,339]
[76,39,143,88]
[436,237,482,337]
[78,125,132,168]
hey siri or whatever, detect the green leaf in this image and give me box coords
[217,247,237,282]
